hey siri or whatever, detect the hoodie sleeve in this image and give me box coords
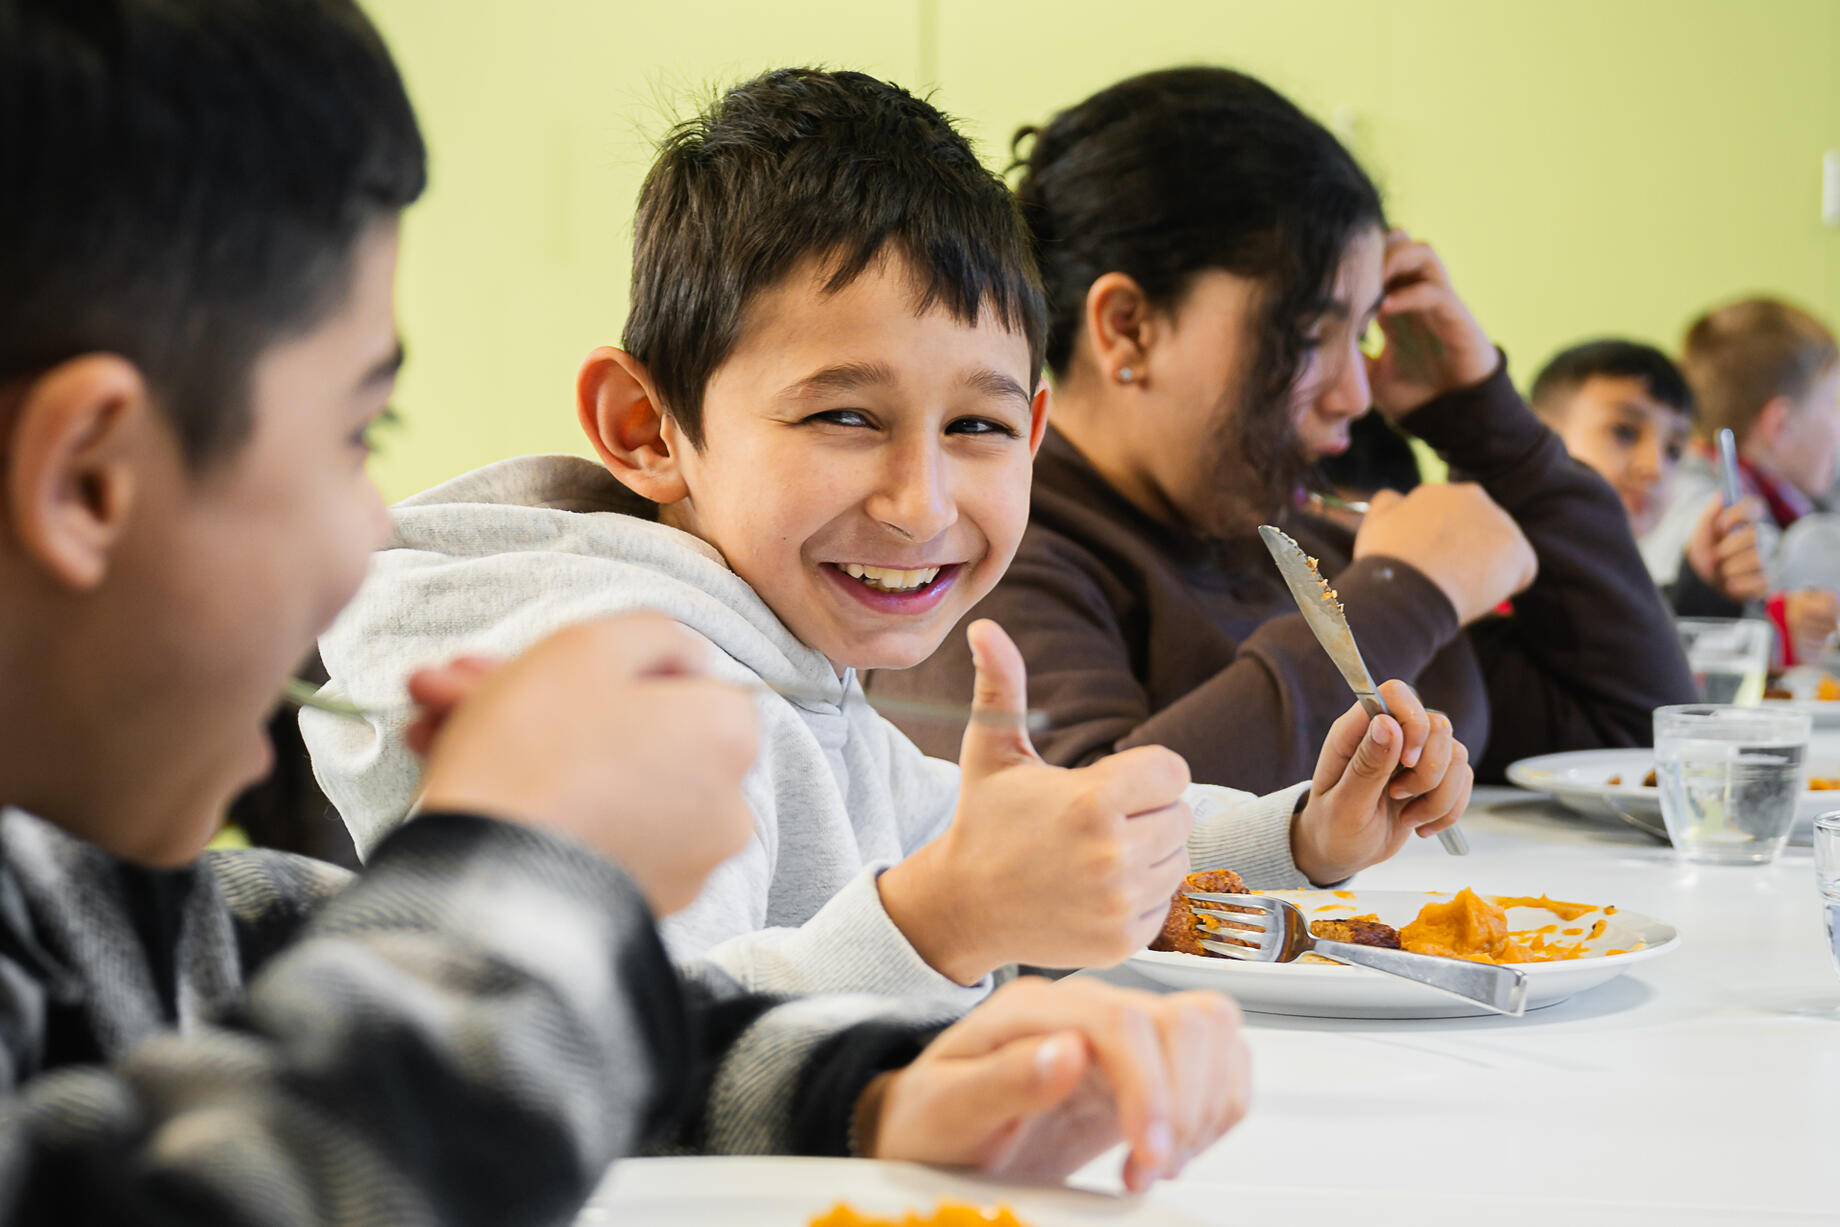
[0,814,947,1226]
[1184,782,1311,889]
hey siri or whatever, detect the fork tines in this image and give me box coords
[1182,891,1279,959]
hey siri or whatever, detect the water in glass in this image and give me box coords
[1654,705,1811,865]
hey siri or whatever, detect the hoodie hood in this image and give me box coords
[305,453,844,852]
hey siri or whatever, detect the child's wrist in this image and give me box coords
[878,839,994,986]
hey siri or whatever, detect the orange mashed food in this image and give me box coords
[1397,889,1632,964]
[811,1204,1028,1227]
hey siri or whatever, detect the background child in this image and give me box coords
[1640,300,1840,663]
[0,0,1252,1213]
[1529,339,1769,615]
[307,68,1470,1004]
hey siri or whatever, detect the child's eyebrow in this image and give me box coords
[961,366,1031,409]
[779,360,895,402]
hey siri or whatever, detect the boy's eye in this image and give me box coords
[1609,423,1641,447]
[946,416,1021,439]
[805,409,874,429]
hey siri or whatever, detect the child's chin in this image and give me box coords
[827,630,953,675]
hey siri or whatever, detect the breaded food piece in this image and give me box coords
[1309,916,1403,948]
[1151,869,1251,956]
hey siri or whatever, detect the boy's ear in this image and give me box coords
[1027,379,1052,457]
[3,355,150,591]
[577,346,689,504]
[1753,394,1796,449]
[1083,272,1156,387]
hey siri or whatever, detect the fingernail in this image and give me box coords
[1389,783,1414,800]
[1033,1035,1068,1081]
[1145,1121,1173,1165]
[1369,720,1394,746]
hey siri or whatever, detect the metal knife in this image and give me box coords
[1258,524,1469,856]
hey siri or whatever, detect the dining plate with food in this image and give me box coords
[1124,872,1678,1019]
[1504,746,1834,844]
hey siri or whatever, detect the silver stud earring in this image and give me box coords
[1117,367,1135,384]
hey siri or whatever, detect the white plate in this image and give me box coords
[580,1156,1203,1225]
[1759,665,1840,727]
[1505,747,1838,844]
[1124,889,1678,1019]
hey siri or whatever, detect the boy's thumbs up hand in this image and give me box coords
[878,621,1195,986]
[957,619,1042,777]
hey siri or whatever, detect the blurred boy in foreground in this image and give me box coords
[0,1,1249,1218]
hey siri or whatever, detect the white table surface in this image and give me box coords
[1086,785,1840,1223]
[588,786,1839,1225]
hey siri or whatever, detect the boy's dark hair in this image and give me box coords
[1681,298,1839,440]
[1529,339,1695,422]
[624,68,1046,447]
[0,0,426,467]
[1011,67,1385,515]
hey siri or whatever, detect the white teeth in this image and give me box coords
[840,563,942,592]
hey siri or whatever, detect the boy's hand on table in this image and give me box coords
[859,977,1249,1194]
[1785,588,1840,663]
[415,613,760,916]
[1354,483,1536,625]
[1685,497,1768,604]
[877,620,1193,985]
[1291,679,1471,884]
[1365,228,1498,419]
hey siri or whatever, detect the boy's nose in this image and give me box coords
[866,444,958,543]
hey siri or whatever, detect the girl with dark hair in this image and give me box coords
[873,66,1696,791]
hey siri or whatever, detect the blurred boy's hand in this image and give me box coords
[877,621,1193,984]
[1355,483,1536,624]
[1786,588,1840,664]
[1685,497,1768,604]
[860,976,1249,1194]
[1290,679,1471,884]
[1365,229,1498,417]
[416,613,759,916]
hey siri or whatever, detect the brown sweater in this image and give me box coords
[870,361,1697,791]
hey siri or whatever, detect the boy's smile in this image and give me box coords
[591,251,1047,674]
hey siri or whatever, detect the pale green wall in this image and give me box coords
[365,0,1840,500]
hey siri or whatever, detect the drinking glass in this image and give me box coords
[1675,617,1773,706]
[1816,813,1840,979]
[1653,704,1810,864]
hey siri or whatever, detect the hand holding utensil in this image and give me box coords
[1260,524,1469,856]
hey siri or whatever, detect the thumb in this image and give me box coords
[1344,713,1404,789]
[1366,487,1406,515]
[958,619,1041,776]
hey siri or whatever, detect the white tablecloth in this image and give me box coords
[1089,785,1838,1222]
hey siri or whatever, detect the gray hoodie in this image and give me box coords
[304,455,1308,1007]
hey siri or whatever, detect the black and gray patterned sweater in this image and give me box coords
[0,808,947,1224]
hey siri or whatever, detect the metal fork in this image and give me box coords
[1184,892,1528,1016]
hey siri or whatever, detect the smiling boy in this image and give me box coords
[307,69,1470,1004]
[0,2,1272,1214]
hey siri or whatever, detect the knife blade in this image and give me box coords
[1258,524,1469,856]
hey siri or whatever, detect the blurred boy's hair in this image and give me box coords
[0,0,426,467]
[623,68,1046,447]
[1680,299,1838,439]
[1530,339,1695,422]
